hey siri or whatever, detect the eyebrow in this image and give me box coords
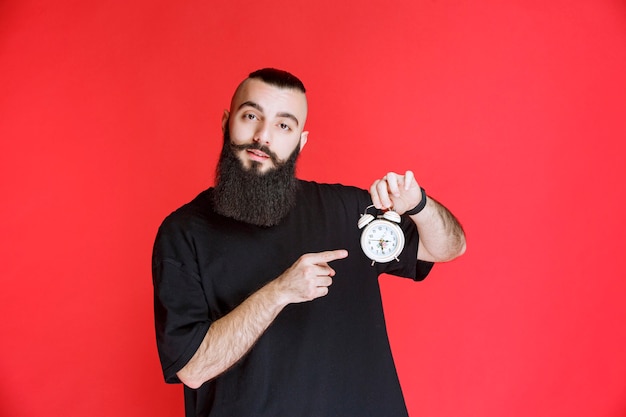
[238,100,300,127]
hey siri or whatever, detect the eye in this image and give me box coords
[278,122,291,131]
[244,113,258,121]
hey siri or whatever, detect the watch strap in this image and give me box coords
[405,187,427,215]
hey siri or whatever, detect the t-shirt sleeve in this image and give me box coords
[152,218,211,384]
[415,259,435,280]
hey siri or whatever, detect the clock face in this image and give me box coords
[360,219,405,263]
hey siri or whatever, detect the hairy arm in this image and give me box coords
[176,250,348,389]
[408,195,466,262]
[370,170,466,262]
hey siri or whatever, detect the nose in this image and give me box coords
[253,122,271,145]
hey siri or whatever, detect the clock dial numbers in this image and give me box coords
[359,216,405,264]
[366,224,398,255]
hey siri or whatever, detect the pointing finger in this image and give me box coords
[309,249,349,264]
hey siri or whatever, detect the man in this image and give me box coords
[152,68,466,417]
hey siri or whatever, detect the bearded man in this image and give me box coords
[152,68,466,417]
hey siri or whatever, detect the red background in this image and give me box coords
[2,1,625,416]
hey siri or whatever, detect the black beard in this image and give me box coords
[212,128,300,227]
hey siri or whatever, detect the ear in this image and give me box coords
[221,110,230,132]
[299,131,309,151]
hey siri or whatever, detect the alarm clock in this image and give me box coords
[357,205,405,265]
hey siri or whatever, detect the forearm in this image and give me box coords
[175,250,346,389]
[176,280,287,389]
[410,195,466,262]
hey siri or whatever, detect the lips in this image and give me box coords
[246,148,270,160]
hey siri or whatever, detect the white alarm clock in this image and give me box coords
[357,205,405,265]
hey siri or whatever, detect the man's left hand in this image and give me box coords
[369,170,423,214]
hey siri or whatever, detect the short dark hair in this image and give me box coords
[248,68,306,93]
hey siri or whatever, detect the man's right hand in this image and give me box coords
[273,250,349,304]
[177,249,348,388]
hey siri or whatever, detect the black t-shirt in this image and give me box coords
[152,180,433,417]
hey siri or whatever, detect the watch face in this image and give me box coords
[360,219,405,263]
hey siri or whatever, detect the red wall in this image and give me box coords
[2,1,625,416]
